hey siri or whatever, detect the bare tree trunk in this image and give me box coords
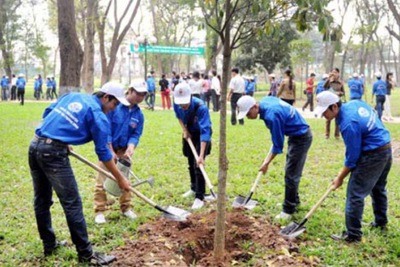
[57,0,84,94]
[213,0,231,261]
[82,0,97,93]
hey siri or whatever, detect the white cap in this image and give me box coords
[322,74,329,79]
[353,73,359,78]
[129,80,148,93]
[237,95,256,120]
[100,82,130,106]
[314,91,340,117]
[173,83,192,104]
[269,73,276,78]
[18,73,24,77]
[375,71,382,77]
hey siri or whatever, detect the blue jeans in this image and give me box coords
[29,138,92,258]
[145,92,155,109]
[345,147,392,238]
[375,95,386,119]
[283,129,313,214]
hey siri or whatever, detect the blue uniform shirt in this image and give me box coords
[246,81,256,94]
[315,79,326,95]
[16,77,26,89]
[372,79,387,96]
[34,80,40,91]
[1,77,8,87]
[259,96,310,154]
[107,104,144,149]
[174,97,212,142]
[348,78,364,99]
[336,100,391,169]
[46,79,53,88]
[36,93,113,162]
[146,77,156,93]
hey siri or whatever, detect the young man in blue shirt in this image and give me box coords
[237,95,312,220]
[348,73,364,100]
[173,83,213,210]
[29,82,130,264]
[145,71,156,110]
[372,71,387,120]
[315,91,392,243]
[94,80,147,224]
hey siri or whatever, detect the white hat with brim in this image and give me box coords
[100,82,130,106]
[130,80,148,93]
[237,95,256,120]
[173,83,192,104]
[314,91,340,117]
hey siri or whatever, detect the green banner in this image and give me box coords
[130,43,204,56]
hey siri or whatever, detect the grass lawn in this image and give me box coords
[0,88,399,266]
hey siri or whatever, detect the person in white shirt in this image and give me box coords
[188,71,203,98]
[227,67,245,125]
[10,74,17,101]
[210,70,221,112]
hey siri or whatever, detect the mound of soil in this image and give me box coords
[112,209,319,266]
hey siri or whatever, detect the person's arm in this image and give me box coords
[331,166,351,190]
[103,159,130,191]
[259,147,277,174]
[277,81,284,97]
[198,141,207,166]
[125,112,144,158]
[178,119,190,139]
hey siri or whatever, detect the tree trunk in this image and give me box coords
[57,0,84,94]
[82,0,97,93]
[213,0,231,261]
[205,28,220,73]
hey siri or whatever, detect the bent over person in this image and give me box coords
[94,80,147,224]
[237,95,312,220]
[29,82,130,265]
[315,91,392,243]
[173,83,213,210]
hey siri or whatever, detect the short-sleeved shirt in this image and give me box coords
[229,75,245,94]
[36,93,113,162]
[337,100,391,169]
[258,96,310,154]
[348,78,364,99]
[188,79,203,95]
[372,79,387,96]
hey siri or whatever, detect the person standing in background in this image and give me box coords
[51,76,58,100]
[268,74,278,97]
[16,73,26,105]
[10,74,17,101]
[1,75,9,101]
[38,74,43,99]
[382,72,394,121]
[145,71,156,110]
[34,76,41,101]
[277,69,296,105]
[46,76,53,100]
[315,74,329,95]
[348,73,364,100]
[188,71,202,99]
[372,72,387,120]
[210,70,221,112]
[159,74,171,110]
[246,77,256,96]
[302,73,316,112]
[202,74,211,108]
[227,67,245,125]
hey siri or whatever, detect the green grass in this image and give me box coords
[0,90,399,266]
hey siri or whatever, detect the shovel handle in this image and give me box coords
[186,137,214,191]
[304,186,334,219]
[250,171,263,193]
[70,151,158,207]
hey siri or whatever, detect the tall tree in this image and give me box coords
[57,0,84,94]
[386,0,400,41]
[96,0,141,85]
[200,0,333,261]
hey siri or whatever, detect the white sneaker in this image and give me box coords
[182,189,195,198]
[274,211,292,220]
[95,213,106,224]
[191,198,204,210]
[123,210,137,220]
[204,194,216,202]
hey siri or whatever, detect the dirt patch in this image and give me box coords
[111,209,319,266]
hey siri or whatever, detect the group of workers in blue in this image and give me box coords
[28,65,392,265]
[34,75,57,101]
[1,73,27,105]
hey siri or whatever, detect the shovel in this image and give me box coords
[279,186,334,239]
[232,171,262,210]
[70,151,190,221]
[186,137,217,199]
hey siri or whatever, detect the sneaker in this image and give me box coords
[191,198,204,210]
[331,231,361,243]
[274,211,292,220]
[123,210,137,220]
[79,251,116,265]
[95,213,106,224]
[369,222,388,231]
[204,194,216,202]
[182,189,195,198]
[44,240,68,256]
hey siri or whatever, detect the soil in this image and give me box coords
[111,209,320,266]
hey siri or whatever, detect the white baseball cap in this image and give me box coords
[129,80,148,93]
[322,74,329,79]
[173,83,192,104]
[100,82,130,106]
[314,91,340,117]
[269,73,276,78]
[375,71,382,77]
[237,95,256,120]
[353,72,359,78]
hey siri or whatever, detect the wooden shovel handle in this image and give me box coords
[304,186,334,219]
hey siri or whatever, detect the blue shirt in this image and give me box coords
[36,93,113,162]
[315,79,326,95]
[336,100,391,169]
[173,97,212,142]
[1,77,8,87]
[46,79,53,88]
[372,79,387,96]
[34,80,40,90]
[246,81,256,93]
[16,77,26,89]
[348,78,364,99]
[259,96,310,154]
[146,77,156,93]
[107,104,144,149]
[52,79,57,89]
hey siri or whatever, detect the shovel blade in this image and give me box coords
[161,206,191,221]
[232,195,258,210]
[279,221,306,239]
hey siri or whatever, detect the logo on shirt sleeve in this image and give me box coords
[358,107,369,117]
[68,102,83,113]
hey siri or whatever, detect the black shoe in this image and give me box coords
[44,240,68,256]
[79,251,116,265]
[369,222,388,231]
[331,231,361,243]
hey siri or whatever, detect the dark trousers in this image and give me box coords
[375,95,386,119]
[10,85,16,100]
[345,148,392,238]
[51,88,58,100]
[325,119,340,138]
[302,93,313,111]
[17,88,25,105]
[182,133,211,200]
[211,90,220,112]
[283,130,313,214]
[231,93,244,125]
[145,92,155,109]
[29,139,93,258]
[46,88,52,100]
[280,98,295,106]
[1,86,8,101]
